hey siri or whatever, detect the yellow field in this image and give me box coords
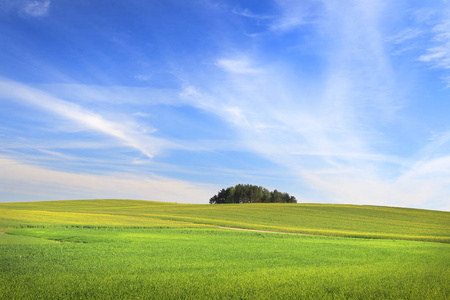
[1,200,448,242]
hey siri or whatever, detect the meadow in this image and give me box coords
[1,200,449,299]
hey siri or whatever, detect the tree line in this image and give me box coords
[209,184,297,204]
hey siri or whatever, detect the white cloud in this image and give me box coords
[35,149,82,161]
[270,0,306,31]
[231,7,272,20]
[22,0,50,17]
[411,8,450,85]
[389,28,424,44]
[301,165,450,210]
[0,78,175,159]
[298,149,450,211]
[179,85,200,98]
[0,157,217,203]
[404,155,450,179]
[388,6,450,87]
[216,58,263,75]
[419,47,450,68]
[295,134,450,210]
[269,0,323,32]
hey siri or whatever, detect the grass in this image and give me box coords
[1,199,448,242]
[0,200,449,299]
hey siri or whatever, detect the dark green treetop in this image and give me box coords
[209,184,297,204]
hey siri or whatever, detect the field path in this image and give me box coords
[219,226,310,236]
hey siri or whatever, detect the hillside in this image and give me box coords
[1,200,448,243]
[1,199,449,299]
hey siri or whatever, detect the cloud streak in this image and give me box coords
[217,58,264,75]
[418,11,450,72]
[270,0,321,32]
[391,5,450,87]
[21,0,50,17]
[0,78,175,159]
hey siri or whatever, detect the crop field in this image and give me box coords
[1,200,449,299]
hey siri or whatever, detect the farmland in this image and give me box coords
[1,200,449,299]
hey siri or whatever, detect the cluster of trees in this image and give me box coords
[209,184,297,204]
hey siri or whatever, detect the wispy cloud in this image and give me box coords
[297,134,450,210]
[231,7,272,20]
[419,13,450,86]
[0,79,174,159]
[21,0,50,17]
[216,58,263,75]
[419,47,450,69]
[393,6,450,87]
[422,10,450,65]
[269,0,323,32]
[389,28,424,44]
[301,159,450,210]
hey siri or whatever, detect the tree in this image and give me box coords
[209,184,297,204]
[261,188,271,203]
[271,189,282,203]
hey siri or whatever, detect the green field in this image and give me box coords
[1,200,449,299]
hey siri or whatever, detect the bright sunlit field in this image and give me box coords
[1,200,449,299]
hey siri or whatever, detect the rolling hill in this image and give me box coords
[1,199,448,242]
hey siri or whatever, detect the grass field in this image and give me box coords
[1,200,449,299]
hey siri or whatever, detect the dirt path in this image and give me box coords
[219,226,310,236]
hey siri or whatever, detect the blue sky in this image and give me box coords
[0,0,449,210]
